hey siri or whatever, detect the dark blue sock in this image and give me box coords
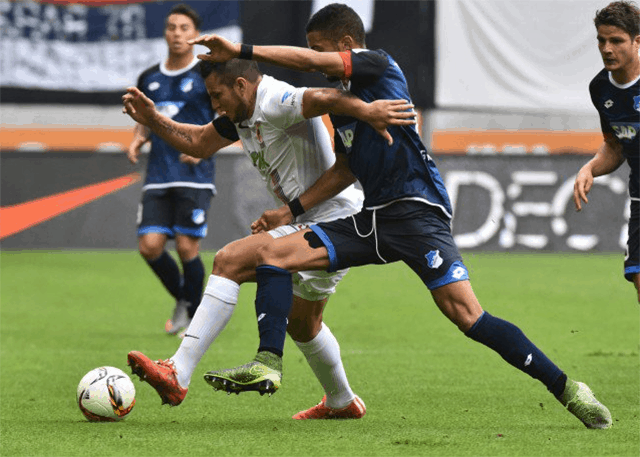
[146,251,183,301]
[465,311,566,398]
[255,265,292,358]
[182,256,205,318]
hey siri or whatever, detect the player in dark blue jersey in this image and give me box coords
[192,3,612,428]
[574,1,640,303]
[127,4,215,336]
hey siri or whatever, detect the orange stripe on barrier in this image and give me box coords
[431,129,602,154]
[0,172,141,240]
[1,127,134,151]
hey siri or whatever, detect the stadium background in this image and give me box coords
[0,0,631,254]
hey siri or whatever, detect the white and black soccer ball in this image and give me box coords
[77,366,136,422]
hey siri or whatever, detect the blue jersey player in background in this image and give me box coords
[127,4,215,336]
[191,3,613,428]
[574,1,640,303]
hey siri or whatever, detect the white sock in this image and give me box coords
[171,275,238,388]
[295,322,355,409]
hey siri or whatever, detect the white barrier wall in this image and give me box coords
[436,0,607,113]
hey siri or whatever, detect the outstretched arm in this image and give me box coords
[573,137,625,211]
[122,87,233,159]
[251,154,357,233]
[302,88,415,145]
[190,35,345,78]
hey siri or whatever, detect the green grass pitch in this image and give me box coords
[1,250,638,457]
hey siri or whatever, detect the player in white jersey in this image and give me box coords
[123,58,415,419]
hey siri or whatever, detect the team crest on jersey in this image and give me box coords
[634,96,640,112]
[425,250,443,269]
[156,101,185,119]
[192,209,205,225]
[148,81,160,91]
[180,78,194,93]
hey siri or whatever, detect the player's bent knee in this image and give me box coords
[138,239,164,260]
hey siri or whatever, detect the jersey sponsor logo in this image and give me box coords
[611,123,638,141]
[148,81,160,91]
[604,99,614,109]
[191,209,205,225]
[425,249,443,269]
[248,149,270,172]
[180,78,194,93]
[336,122,357,154]
[634,95,640,112]
[281,91,292,103]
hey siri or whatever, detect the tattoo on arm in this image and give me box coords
[156,117,194,144]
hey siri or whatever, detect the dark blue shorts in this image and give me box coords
[311,200,469,290]
[624,200,639,282]
[137,187,212,239]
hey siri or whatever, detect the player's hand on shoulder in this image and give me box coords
[366,99,416,146]
[189,34,239,63]
[122,87,157,127]
[179,154,202,165]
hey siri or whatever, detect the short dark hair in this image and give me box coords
[199,58,262,86]
[306,3,366,46]
[166,3,202,31]
[594,1,640,37]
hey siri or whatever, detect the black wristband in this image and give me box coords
[287,198,305,218]
[239,43,253,60]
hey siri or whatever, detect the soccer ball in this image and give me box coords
[77,366,136,422]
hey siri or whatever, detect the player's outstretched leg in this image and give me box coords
[203,351,282,396]
[292,395,366,420]
[560,379,612,429]
[127,351,187,406]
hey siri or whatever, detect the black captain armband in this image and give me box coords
[239,44,253,60]
[212,116,239,142]
[287,198,305,218]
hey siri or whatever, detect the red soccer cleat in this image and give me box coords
[127,351,187,406]
[292,395,366,420]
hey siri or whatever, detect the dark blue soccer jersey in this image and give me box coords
[589,69,640,199]
[330,49,452,217]
[137,59,216,193]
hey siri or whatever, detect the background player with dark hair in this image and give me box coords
[127,4,214,335]
[192,3,613,428]
[574,0,640,303]
[123,56,415,418]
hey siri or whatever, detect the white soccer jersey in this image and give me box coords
[234,75,363,223]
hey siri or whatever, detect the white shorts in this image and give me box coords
[268,223,349,301]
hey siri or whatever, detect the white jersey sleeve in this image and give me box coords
[259,82,307,130]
